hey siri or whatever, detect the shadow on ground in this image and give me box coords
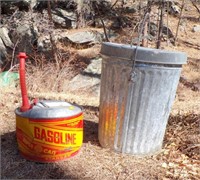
[1,131,81,179]
[1,118,100,179]
[83,119,100,146]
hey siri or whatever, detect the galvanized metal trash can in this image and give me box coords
[98,42,187,155]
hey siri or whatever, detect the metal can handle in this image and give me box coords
[130,47,138,82]
[130,12,150,82]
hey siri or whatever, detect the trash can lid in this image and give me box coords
[15,100,82,119]
[100,42,187,65]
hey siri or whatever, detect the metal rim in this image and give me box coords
[100,42,187,65]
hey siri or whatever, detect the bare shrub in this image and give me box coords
[26,47,88,93]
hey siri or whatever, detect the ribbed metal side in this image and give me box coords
[99,57,182,155]
[99,57,131,149]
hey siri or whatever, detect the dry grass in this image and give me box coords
[182,60,200,84]
[25,47,90,94]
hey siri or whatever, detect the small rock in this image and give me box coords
[154,0,180,15]
[0,38,7,64]
[0,27,13,65]
[162,26,175,39]
[84,57,102,75]
[22,0,38,9]
[16,24,33,37]
[54,8,77,21]
[38,31,71,52]
[148,22,175,43]
[170,4,180,15]
[52,8,77,28]
[52,14,72,28]
[149,22,158,37]
[37,31,69,52]
[0,27,13,48]
[67,74,100,96]
[12,24,38,53]
[125,6,137,13]
[37,35,51,52]
[65,31,102,44]
[56,8,77,28]
[192,25,200,32]
[66,57,102,96]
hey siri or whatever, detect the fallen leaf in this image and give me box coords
[162,162,168,168]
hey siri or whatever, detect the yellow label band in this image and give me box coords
[31,124,83,147]
[16,114,83,162]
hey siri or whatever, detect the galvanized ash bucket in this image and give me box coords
[98,42,187,155]
[16,100,83,162]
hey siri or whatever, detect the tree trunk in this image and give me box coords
[76,0,86,28]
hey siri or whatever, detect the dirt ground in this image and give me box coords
[1,1,200,180]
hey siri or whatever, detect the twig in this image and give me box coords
[100,18,109,42]
[76,0,85,28]
[0,1,1,21]
[52,65,65,91]
[174,0,185,46]
[139,0,142,16]
[50,33,59,70]
[10,39,19,69]
[166,0,170,46]
[142,21,148,47]
[132,1,151,47]
[183,144,200,152]
[47,0,59,70]
[7,9,19,26]
[156,0,164,49]
[8,64,19,73]
[130,22,139,46]
[95,3,109,42]
[142,0,152,47]
[111,0,120,10]
[47,1,53,22]
[190,0,200,14]
[131,13,150,47]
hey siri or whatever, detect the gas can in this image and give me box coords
[15,100,83,162]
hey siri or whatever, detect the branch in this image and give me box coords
[47,1,53,22]
[100,18,110,42]
[10,39,19,69]
[190,0,200,14]
[95,3,109,42]
[156,0,164,49]
[174,0,185,45]
[47,1,59,69]
[133,1,152,47]
[142,0,152,47]
[166,0,170,46]
[111,0,120,10]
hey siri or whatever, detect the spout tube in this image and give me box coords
[17,52,31,112]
